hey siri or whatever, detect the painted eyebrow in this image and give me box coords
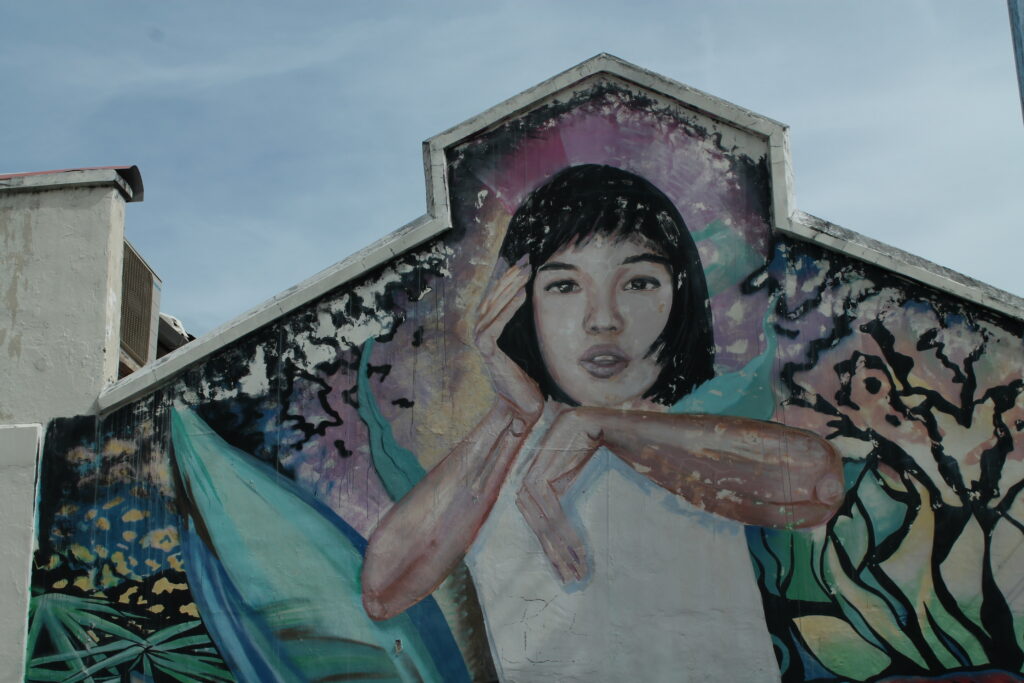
[622,253,671,266]
[536,261,577,272]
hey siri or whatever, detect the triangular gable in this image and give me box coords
[101,53,1023,412]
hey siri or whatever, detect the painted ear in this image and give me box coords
[170,407,469,683]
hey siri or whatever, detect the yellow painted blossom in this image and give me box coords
[100,564,119,588]
[110,551,136,577]
[153,577,188,594]
[122,509,148,523]
[103,438,136,457]
[141,526,179,552]
[70,544,95,563]
[118,586,139,604]
[66,446,94,464]
[102,496,125,510]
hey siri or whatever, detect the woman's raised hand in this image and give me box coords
[474,257,544,421]
[517,409,602,584]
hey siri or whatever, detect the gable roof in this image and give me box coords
[97,54,1024,414]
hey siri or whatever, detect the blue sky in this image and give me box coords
[3,1,1021,335]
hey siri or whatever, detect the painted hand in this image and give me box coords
[474,257,544,421]
[516,409,602,583]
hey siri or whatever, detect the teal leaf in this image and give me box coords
[356,338,427,501]
[692,220,766,298]
[171,406,467,683]
[671,296,778,420]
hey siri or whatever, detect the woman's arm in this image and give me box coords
[362,399,536,620]
[361,259,542,621]
[594,409,844,526]
[517,408,844,583]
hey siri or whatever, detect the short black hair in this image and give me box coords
[497,164,715,405]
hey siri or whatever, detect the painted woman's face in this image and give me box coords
[532,234,673,408]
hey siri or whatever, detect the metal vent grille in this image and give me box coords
[120,242,153,366]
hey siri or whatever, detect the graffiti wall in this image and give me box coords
[28,74,1024,682]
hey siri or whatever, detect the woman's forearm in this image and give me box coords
[361,399,536,620]
[583,409,844,528]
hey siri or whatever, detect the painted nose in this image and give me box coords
[584,293,623,334]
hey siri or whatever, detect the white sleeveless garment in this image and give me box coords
[464,427,782,683]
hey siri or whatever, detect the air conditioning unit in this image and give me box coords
[119,241,161,377]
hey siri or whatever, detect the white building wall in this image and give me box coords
[0,181,127,424]
[0,168,139,680]
[0,425,41,678]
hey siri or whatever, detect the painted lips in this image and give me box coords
[578,346,629,379]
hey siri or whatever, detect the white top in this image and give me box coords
[465,427,781,683]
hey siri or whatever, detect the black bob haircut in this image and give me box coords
[496,164,716,406]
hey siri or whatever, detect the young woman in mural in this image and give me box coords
[362,165,844,674]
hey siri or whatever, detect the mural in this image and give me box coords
[27,75,1024,682]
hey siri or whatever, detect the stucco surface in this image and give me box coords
[0,186,123,424]
[12,59,1024,683]
[0,425,40,680]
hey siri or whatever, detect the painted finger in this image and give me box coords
[541,530,580,584]
[484,261,530,311]
[486,287,527,336]
[550,463,585,498]
[543,515,588,583]
[518,488,587,583]
[476,289,527,354]
[477,261,527,318]
[488,362,542,414]
[476,265,529,332]
[515,489,570,578]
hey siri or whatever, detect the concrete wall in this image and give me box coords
[0,171,136,424]
[20,66,1024,682]
[0,168,139,680]
[0,425,41,679]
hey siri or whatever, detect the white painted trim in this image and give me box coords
[0,168,138,202]
[785,211,1024,320]
[96,53,1023,414]
[424,53,794,233]
[98,214,440,411]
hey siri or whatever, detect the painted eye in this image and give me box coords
[544,280,580,294]
[623,276,661,291]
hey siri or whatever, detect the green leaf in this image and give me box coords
[146,620,205,645]
[30,641,131,666]
[357,338,427,501]
[172,405,462,682]
[42,612,91,682]
[23,667,72,682]
[148,652,233,681]
[793,615,891,679]
[152,635,213,652]
[64,645,142,683]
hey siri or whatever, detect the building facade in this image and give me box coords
[5,56,1024,682]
